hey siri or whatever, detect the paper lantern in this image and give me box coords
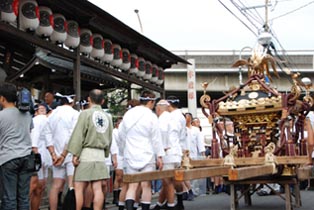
[101,39,113,63]
[136,57,145,78]
[79,28,93,55]
[143,61,152,80]
[150,64,158,83]
[50,14,67,44]
[130,53,138,75]
[156,67,164,85]
[110,44,122,67]
[0,0,19,24]
[64,20,80,49]
[18,0,39,32]
[90,33,104,60]
[35,6,53,38]
[120,48,130,71]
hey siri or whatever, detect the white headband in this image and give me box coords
[167,99,180,103]
[55,92,75,103]
[76,100,89,106]
[139,96,157,101]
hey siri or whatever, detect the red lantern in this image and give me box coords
[19,0,39,32]
[35,6,53,38]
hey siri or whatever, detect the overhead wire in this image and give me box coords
[230,0,261,31]
[218,0,258,37]
[221,0,305,85]
[236,0,265,26]
[270,0,314,21]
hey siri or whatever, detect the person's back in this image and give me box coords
[67,89,113,210]
[170,108,187,151]
[0,82,34,210]
[118,91,165,210]
[47,105,79,158]
[120,105,160,169]
[0,107,32,165]
[46,94,78,210]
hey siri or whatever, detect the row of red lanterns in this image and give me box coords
[0,0,164,85]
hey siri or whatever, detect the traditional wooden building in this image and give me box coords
[0,0,188,101]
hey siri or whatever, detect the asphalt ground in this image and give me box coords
[103,189,314,210]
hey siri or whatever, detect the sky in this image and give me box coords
[88,0,314,52]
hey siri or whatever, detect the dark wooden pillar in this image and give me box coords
[73,49,81,110]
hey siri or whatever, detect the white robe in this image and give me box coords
[118,105,165,170]
[169,109,187,151]
[159,111,182,163]
[187,126,205,159]
[46,105,79,164]
[31,114,52,167]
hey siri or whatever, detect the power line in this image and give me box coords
[237,0,265,25]
[270,0,314,21]
[218,0,258,36]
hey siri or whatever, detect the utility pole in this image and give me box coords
[134,9,143,34]
[265,0,269,31]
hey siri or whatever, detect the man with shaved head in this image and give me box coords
[67,89,113,210]
[153,99,183,210]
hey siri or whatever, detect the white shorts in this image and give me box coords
[116,156,124,170]
[38,165,49,180]
[123,162,155,175]
[52,162,74,179]
[163,162,181,170]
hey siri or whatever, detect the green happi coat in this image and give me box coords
[67,104,113,181]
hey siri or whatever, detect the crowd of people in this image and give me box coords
[0,82,226,210]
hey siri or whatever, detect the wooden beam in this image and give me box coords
[174,166,230,181]
[6,56,37,82]
[0,23,164,94]
[297,165,314,180]
[81,56,164,93]
[123,169,175,183]
[228,165,274,181]
[0,23,76,60]
[189,156,310,168]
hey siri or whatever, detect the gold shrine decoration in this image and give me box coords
[218,95,282,114]
[231,112,280,129]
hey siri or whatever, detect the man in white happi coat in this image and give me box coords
[46,93,79,210]
[166,96,187,210]
[118,90,165,210]
[152,99,182,210]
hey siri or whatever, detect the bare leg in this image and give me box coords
[126,182,139,200]
[84,182,94,208]
[31,179,47,210]
[140,181,152,203]
[74,181,88,210]
[30,175,38,210]
[164,178,175,204]
[92,180,105,210]
[49,178,65,210]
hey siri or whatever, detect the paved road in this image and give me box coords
[105,190,314,210]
